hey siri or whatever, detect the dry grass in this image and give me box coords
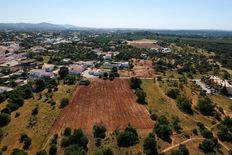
[209,94,232,116]
[158,80,214,127]
[0,84,75,154]
[141,79,197,130]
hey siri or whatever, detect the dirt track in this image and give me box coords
[50,79,154,133]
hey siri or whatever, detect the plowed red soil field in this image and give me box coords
[51,79,153,133]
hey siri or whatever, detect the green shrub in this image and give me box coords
[130,77,142,89]
[176,96,193,114]
[117,124,139,147]
[0,93,6,103]
[64,145,86,155]
[6,103,19,112]
[0,113,11,127]
[166,89,180,99]
[64,127,72,136]
[49,144,57,155]
[1,107,11,114]
[36,150,47,155]
[93,123,107,139]
[60,98,69,109]
[199,139,216,153]
[11,148,28,155]
[23,137,31,150]
[19,133,28,143]
[31,105,39,116]
[143,133,158,155]
[93,146,114,155]
[135,89,147,104]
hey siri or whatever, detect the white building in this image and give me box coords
[42,64,55,72]
[209,76,232,95]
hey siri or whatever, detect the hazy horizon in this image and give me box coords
[1,0,232,30]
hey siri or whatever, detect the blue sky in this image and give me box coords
[0,0,232,30]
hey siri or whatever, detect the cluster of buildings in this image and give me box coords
[206,76,232,95]
[30,64,55,79]
[69,61,94,76]
[0,42,38,73]
[0,42,21,64]
[0,32,132,93]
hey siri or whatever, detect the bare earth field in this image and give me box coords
[127,39,159,49]
[51,79,154,133]
[118,69,130,77]
[128,39,158,44]
[130,59,156,78]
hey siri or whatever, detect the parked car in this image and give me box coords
[79,79,90,86]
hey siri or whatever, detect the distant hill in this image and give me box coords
[0,23,232,37]
[0,22,79,31]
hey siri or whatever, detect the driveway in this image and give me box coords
[193,79,212,93]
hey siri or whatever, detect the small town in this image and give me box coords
[0,0,232,155]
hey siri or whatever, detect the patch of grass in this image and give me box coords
[158,97,167,104]
[42,56,50,63]
[209,94,232,114]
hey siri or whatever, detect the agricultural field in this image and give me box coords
[51,79,154,133]
[127,39,160,49]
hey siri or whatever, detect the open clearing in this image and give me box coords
[127,39,160,49]
[127,39,158,44]
[130,59,156,78]
[51,79,154,133]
